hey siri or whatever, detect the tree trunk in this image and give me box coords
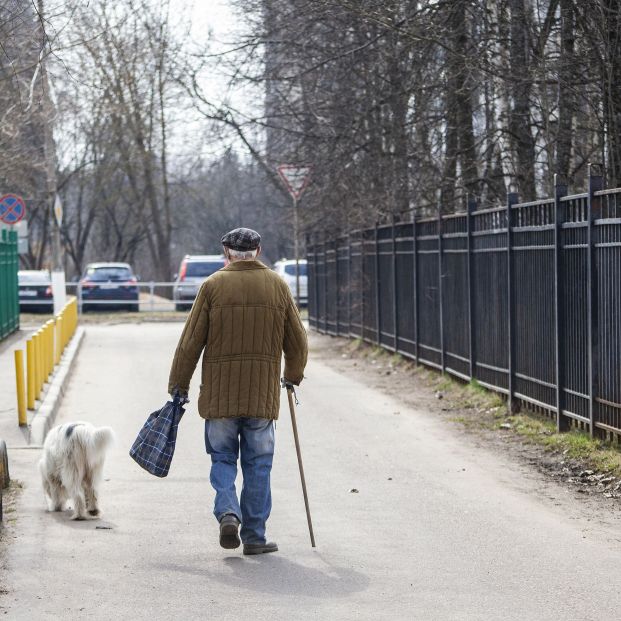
[508,0,537,199]
[603,0,621,186]
[443,0,478,208]
[555,0,575,182]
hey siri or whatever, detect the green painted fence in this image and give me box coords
[0,228,19,340]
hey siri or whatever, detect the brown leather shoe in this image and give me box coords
[219,515,241,549]
[243,541,278,555]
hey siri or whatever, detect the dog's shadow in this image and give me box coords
[47,509,117,531]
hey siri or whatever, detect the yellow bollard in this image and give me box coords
[32,333,40,399]
[37,330,44,390]
[14,350,27,426]
[42,325,48,379]
[41,326,47,381]
[55,317,63,364]
[43,324,50,379]
[47,322,54,376]
[49,322,54,374]
[26,339,35,410]
[36,330,44,393]
[63,306,69,347]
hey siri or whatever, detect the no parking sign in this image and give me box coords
[0,194,26,225]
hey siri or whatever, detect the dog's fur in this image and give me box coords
[39,422,114,520]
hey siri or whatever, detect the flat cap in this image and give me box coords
[221,227,261,251]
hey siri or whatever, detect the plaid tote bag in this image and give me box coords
[129,396,186,477]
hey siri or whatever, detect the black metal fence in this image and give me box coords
[308,169,621,439]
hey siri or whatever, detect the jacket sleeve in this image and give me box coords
[168,281,210,394]
[283,288,308,384]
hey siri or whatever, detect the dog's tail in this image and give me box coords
[72,424,115,462]
[92,426,115,453]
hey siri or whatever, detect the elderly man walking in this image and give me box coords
[168,227,308,555]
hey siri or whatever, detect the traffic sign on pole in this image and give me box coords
[277,164,313,307]
[0,194,26,225]
[277,165,312,200]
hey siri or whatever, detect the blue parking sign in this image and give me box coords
[0,194,26,225]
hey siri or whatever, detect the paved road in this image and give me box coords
[3,323,621,620]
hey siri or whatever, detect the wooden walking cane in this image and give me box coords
[283,380,316,547]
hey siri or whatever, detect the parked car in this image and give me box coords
[173,255,227,310]
[79,263,139,312]
[18,270,53,313]
[273,259,308,305]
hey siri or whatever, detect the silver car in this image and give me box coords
[173,254,227,310]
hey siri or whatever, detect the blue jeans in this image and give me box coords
[204,417,275,544]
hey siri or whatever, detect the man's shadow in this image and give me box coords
[156,553,369,598]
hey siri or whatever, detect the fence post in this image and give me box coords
[374,222,381,345]
[554,175,569,432]
[0,230,5,339]
[467,196,476,381]
[392,215,398,352]
[438,203,445,373]
[314,232,320,331]
[587,164,604,438]
[507,191,519,413]
[307,233,313,328]
[322,231,328,334]
[305,233,312,328]
[308,232,319,331]
[315,232,321,332]
[1,230,8,339]
[9,229,18,333]
[360,229,364,341]
[334,236,339,335]
[347,232,352,337]
[412,212,419,363]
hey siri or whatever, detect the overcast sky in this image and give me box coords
[166,0,258,161]
[171,0,237,50]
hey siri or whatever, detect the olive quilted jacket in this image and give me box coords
[168,260,308,420]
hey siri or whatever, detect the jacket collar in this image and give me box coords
[222,259,268,272]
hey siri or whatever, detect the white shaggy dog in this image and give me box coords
[39,422,114,520]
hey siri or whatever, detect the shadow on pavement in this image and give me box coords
[156,553,369,598]
[47,509,117,530]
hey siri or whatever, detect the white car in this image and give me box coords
[273,259,307,306]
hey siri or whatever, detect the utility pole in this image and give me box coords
[38,0,65,313]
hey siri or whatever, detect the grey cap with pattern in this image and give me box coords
[220,227,261,251]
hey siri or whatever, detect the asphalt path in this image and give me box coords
[3,323,621,620]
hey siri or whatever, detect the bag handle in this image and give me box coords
[171,390,189,406]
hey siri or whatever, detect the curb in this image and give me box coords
[29,327,86,446]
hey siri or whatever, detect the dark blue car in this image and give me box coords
[80,263,139,312]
